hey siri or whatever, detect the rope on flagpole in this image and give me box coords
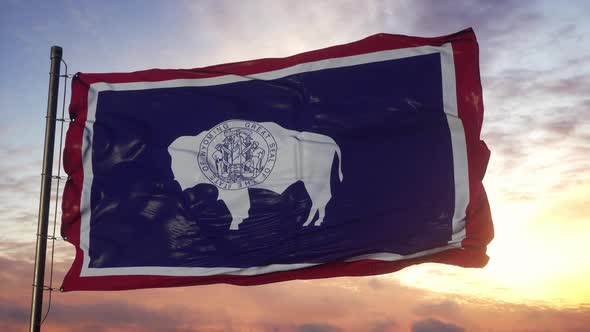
[40,58,69,326]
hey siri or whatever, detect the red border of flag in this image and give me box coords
[61,28,492,291]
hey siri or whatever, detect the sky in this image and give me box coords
[1,0,589,331]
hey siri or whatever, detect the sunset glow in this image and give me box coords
[1,1,589,331]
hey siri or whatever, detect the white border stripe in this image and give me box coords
[440,44,469,243]
[80,88,97,269]
[88,46,445,93]
[80,43,468,277]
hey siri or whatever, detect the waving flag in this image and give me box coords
[61,28,492,291]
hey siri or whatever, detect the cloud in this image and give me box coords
[1,257,241,330]
[48,301,196,331]
[0,301,28,324]
[486,69,590,104]
[481,91,590,206]
[533,183,590,224]
[1,253,590,332]
[413,300,461,318]
[399,0,548,72]
[0,299,196,332]
[180,0,389,67]
[0,138,71,251]
[176,0,546,75]
[367,278,387,290]
[407,0,541,34]
[0,256,207,332]
[296,323,343,332]
[369,319,397,332]
[180,0,547,71]
[411,318,465,332]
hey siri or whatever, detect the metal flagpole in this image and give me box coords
[29,45,62,332]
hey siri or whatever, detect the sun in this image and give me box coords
[395,182,590,307]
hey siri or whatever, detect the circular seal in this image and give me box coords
[197,120,277,190]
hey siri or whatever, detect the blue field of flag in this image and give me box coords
[88,52,455,269]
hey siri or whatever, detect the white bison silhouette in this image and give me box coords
[168,121,343,230]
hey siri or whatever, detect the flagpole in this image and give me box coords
[29,45,62,332]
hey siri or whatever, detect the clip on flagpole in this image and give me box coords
[29,46,62,332]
